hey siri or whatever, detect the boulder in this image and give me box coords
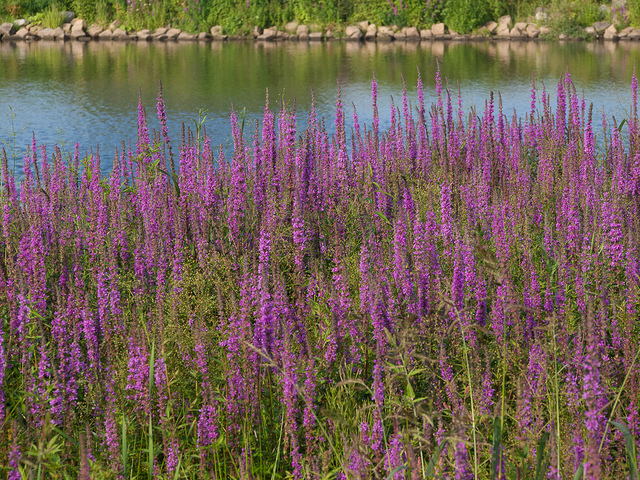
[358,20,369,31]
[525,24,539,38]
[14,19,28,28]
[15,27,30,39]
[210,25,222,37]
[108,20,121,30]
[509,26,522,37]
[62,11,76,23]
[197,32,211,41]
[584,26,596,36]
[592,21,611,34]
[604,24,618,40]
[62,23,72,33]
[166,28,181,40]
[98,29,113,40]
[404,26,419,40]
[377,25,394,40]
[137,32,151,41]
[112,28,129,40]
[309,31,323,41]
[285,21,298,34]
[156,27,169,35]
[0,22,15,36]
[619,26,634,38]
[431,23,445,35]
[420,29,432,39]
[296,24,309,36]
[484,21,497,34]
[345,25,362,40]
[365,24,377,40]
[498,15,511,27]
[177,31,197,41]
[539,26,551,36]
[496,24,510,37]
[87,25,103,38]
[276,30,288,40]
[70,18,86,30]
[39,27,56,40]
[53,27,66,40]
[629,29,640,40]
[252,26,262,37]
[258,28,277,41]
[393,31,406,40]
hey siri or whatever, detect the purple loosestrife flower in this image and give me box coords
[156,81,174,163]
[126,336,150,418]
[372,73,379,140]
[454,441,473,480]
[8,434,21,480]
[136,94,150,158]
[385,432,406,480]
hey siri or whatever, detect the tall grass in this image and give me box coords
[0,70,639,479]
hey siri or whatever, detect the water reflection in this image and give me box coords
[1,39,639,173]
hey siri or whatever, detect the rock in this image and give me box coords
[15,27,30,39]
[629,29,640,40]
[539,26,551,35]
[177,31,196,41]
[53,27,66,40]
[593,21,611,34]
[509,27,522,37]
[296,25,309,36]
[154,34,169,41]
[210,25,222,37]
[558,33,567,40]
[87,25,103,38]
[62,23,72,33]
[584,26,596,36]
[365,24,377,40]
[325,30,334,39]
[166,28,181,40]
[39,27,55,40]
[197,32,210,41]
[513,22,527,32]
[108,20,120,30]
[604,24,619,40]
[137,32,151,41]
[358,20,369,31]
[156,27,169,35]
[484,21,497,33]
[420,29,432,39]
[309,31,323,41]
[252,26,262,37]
[377,25,394,40]
[112,28,129,40]
[619,26,634,38]
[393,31,406,40]
[0,22,15,36]
[496,24,510,37]
[71,18,86,30]
[14,19,28,28]
[525,24,539,38]
[431,23,445,35]
[99,29,113,40]
[258,28,276,41]
[404,26,419,40]
[276,30,288,39]
[62,11,75,23]
[345,25,361,36]
[498,15,511,27]
[285,21,298,34]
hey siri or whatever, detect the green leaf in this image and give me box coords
[573,463,585,480]
[385,465,407,480]
[425,440,446,478]
[610,420,638,480]
[491,417,503,480]
[534,432,550,480]
[406,381,415,400]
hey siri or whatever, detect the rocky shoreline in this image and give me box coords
[0,14,638,44]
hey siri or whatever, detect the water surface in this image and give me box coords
[1,39,639,174]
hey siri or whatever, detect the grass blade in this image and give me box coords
[424,440,447,478]
[534,432,550,480]
[385,465,407,480]
[609,420,638,480]
[148,340,155,480]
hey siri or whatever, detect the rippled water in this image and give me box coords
[1,39,639,174]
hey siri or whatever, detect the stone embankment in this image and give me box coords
[1,13,639,43]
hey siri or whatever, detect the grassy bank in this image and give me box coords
[1,0,640,36]
[0,70,639,478]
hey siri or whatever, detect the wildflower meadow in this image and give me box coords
[1,69,639,479]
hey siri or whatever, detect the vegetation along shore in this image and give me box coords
[2,0,640,42]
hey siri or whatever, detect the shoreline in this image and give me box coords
[1,16,638,44]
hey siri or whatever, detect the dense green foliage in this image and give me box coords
[0,0,634,34]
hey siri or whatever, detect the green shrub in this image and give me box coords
[443,0,493,32]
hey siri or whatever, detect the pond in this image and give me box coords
[1,38,639,175]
